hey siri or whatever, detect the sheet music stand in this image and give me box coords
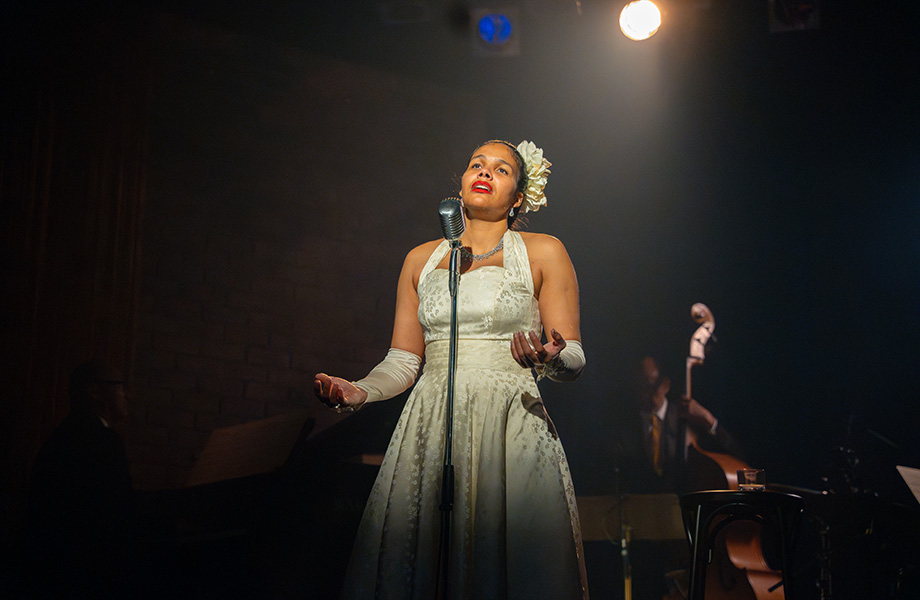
[680,490,805,600]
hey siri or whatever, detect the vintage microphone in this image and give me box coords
[435,197,464,599]
[438,197,464,290]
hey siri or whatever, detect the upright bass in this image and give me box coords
[682,303,786,600]
[682,303,746,490]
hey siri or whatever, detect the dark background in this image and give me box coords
[144,0,920,493]
[3,0,920,596]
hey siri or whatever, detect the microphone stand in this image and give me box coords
[435,239,461,600]
[614,450,632,600]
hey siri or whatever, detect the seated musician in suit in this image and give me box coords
[618,355,743,495]
[615,355,744,599]
[22,361,146,598]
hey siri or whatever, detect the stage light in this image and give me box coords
[479,13,513,45]
[619,0,662,41]
[471,8,520,56]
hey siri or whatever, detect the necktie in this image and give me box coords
[650,415,663,476]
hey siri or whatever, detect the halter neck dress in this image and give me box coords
[340,230,588,600]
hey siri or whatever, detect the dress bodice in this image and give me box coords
[417,230,542,345]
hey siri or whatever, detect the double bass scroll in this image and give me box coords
[683,301,745,491]
[681,303,784,600]
[685,302,715,402]
[682,302,716,462]
[681,302,745,489]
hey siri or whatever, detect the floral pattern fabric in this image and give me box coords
[340,230,588,600]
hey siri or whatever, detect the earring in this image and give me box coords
[509,207,515,217]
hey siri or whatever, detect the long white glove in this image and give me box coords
[537,340,585,382]
[353,348,422,405]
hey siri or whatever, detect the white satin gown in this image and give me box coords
[340,230,589,600]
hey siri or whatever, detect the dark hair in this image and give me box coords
[68,361,123,409]
[475,140,528,228]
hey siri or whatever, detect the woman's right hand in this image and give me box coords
[314,373,368,413]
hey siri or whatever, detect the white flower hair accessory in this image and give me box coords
[515,140,551,214]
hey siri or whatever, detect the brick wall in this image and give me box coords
[130,14,487,489]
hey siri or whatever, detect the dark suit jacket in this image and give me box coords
[615,397,743,495]
[24,408,137,597]
[28,409,134,526]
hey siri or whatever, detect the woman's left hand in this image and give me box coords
[511,328,566,369]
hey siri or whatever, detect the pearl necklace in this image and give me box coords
[460,238,504,262]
